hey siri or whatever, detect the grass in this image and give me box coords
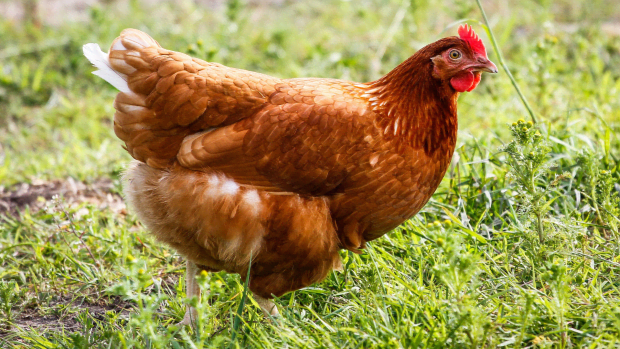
[1,0,620,347]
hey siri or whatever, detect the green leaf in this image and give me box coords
[442,207,488,243]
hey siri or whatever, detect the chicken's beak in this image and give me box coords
[473,57,498,74]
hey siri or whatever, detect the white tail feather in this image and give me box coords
[83,43,130,93]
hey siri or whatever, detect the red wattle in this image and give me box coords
[450,71,474,92]
[467,72,482,92]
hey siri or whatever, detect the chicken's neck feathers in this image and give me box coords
[366,50,459,156]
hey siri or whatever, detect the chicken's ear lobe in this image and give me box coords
[430,55,443,64]
[430,55,446,78]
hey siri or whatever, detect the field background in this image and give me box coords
[1,0,620,348]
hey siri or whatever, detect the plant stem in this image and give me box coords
[474,0,538,124]
[230,252,252,347]
[536,212,544,243]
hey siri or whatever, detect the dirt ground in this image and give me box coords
[8,297,132,334]
[0,276,180,338]
[0,177,125,217]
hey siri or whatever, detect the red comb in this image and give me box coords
[458,24,487,57]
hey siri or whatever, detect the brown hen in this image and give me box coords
[83,25,497,323]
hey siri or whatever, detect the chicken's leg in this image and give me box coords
[254,294,280,317]
[177,260,200,327]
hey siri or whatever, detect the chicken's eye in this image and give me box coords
[449,50,462,60]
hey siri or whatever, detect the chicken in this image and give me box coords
[83,25,497,323]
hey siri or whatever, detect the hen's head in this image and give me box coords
[430,24,498,92]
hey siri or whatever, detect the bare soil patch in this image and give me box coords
[0,178,125,217]
[0,296,134,339]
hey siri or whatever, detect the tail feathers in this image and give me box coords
[114,29,160,50]
[83,43,130,93]
[83,29,160,93]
